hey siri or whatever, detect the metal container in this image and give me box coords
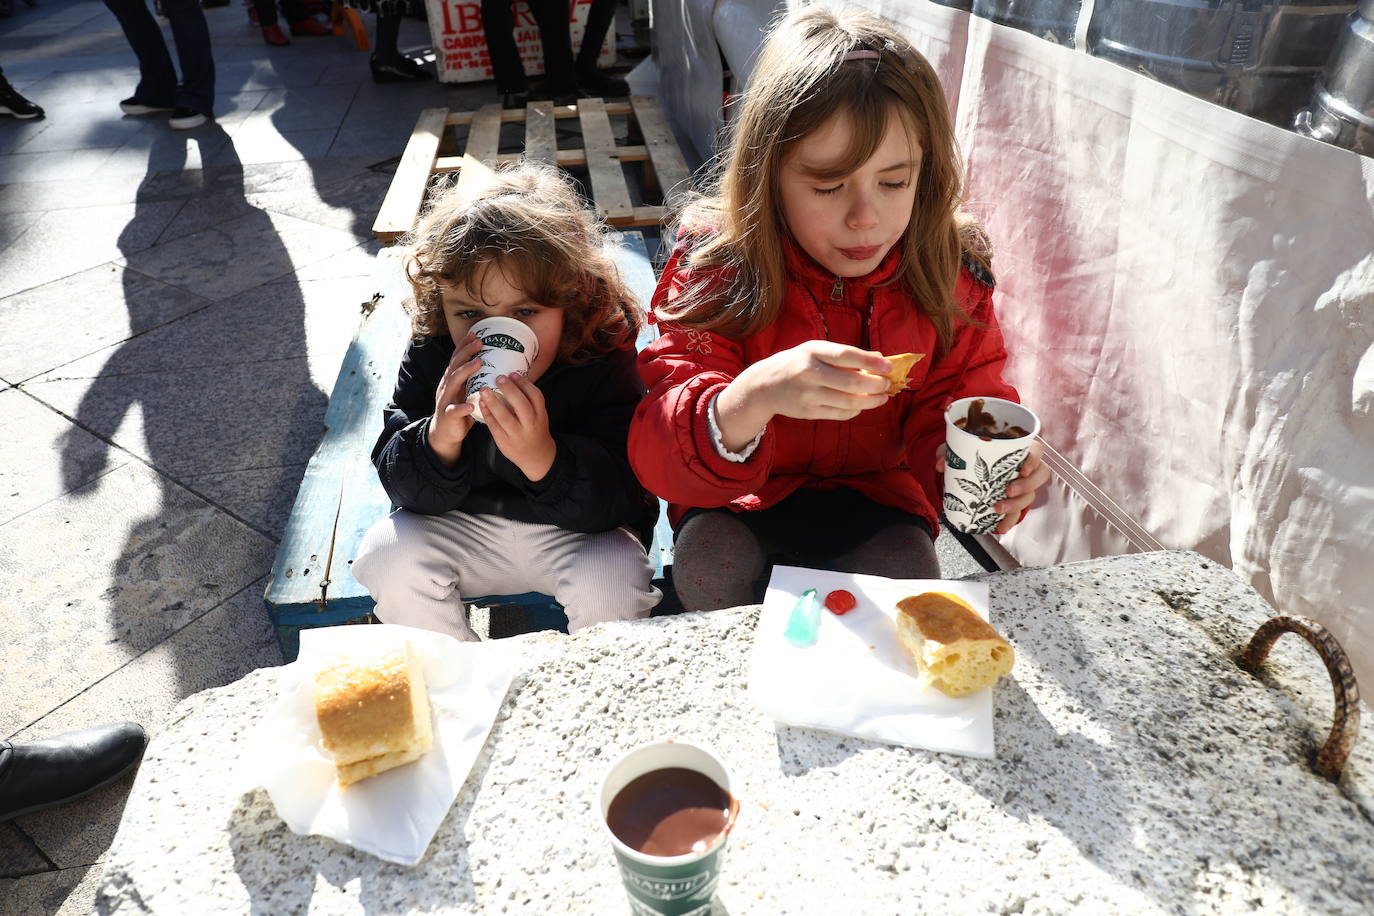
[972,0,1082,46]
[1088,0,1356,126]
[1295,0,1374,155]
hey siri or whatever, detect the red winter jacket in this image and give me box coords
[629,236,1018,534]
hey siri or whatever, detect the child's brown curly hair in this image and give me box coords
[401,160,642,362]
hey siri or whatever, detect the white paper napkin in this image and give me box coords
[240,624,517,865]
[748,566,997,759]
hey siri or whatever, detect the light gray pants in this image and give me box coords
[352,509,660,641]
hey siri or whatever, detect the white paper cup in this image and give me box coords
[464,317,539,423]
[943,396,1041,535]
[599,740,739,916]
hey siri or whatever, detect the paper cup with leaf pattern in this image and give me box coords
[464,316,538,423]
[942,396,1040,535]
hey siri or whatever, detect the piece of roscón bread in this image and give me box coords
[895,592,1014,697]
[314,641,434,787]
[883,352,925,395]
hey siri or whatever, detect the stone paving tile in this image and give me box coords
[0,864,101,916]
[0,461,274,736]
[0,262,211,383]
[0,388,131,527]
[0,101,160,156]
[13,63,145,106]
[13,586,282,871]
[242,84,359,133]
[208,125,338,168]
[21,274,361,482]
[177,463,309,542]
[115,207,361,301]
[0,822,51,878]
[0,146,117,185]
[0,199,183,300]
[0,208,42,252]
[286,239,385,282]
[0,115,53,155]
[0,171,146,214]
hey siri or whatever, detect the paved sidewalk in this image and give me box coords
[0,3,986,912]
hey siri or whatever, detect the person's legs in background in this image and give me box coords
[0,66,44,119]
[671,509,768,611]
[480,0,527,106]
[158,0,215,126]
[575,0,626,96]
[370,4,430,83]
[255,0,330,46]
[525,0,576,104]
[103,0,179,114]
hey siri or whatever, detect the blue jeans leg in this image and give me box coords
[103,0,178,105]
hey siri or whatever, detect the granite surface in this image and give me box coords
[95,551,1374,915]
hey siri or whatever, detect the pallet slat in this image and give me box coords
[524,100,557,166]
[454,102,504,199]
[578,98,634,222]
[631,95,692,203]
[433,145,650,173]
[442,101,633,127]
[372,107,449,243]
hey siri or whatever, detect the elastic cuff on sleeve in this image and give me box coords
[707,392,764,462]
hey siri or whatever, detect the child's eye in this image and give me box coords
[881,180,910,190]
[453,309,482,320]
[813,184,843,196]
[515,307,540,318]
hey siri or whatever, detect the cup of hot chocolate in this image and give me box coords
[943,396,1041,535]
[599,740,739,916]
[464,316,539,423]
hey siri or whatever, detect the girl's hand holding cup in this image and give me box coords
[428,334,483,466]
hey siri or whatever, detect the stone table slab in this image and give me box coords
[96,551,1374,915]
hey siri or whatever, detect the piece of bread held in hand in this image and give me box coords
[314,641,434,786]
[882,352,925,395]
[895,592,1015,697]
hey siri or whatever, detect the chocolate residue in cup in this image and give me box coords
[954,399,1029,440]
[607,767,737,857]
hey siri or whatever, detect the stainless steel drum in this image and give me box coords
[1296,0,1374,155]
[971,0,1082,46]
[1087,0,1356,126]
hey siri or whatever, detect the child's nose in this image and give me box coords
[846,194,879,230]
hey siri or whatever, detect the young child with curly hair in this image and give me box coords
[353,161,660,640]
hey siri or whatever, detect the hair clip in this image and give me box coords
[842,49,881,61]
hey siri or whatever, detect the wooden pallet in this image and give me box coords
[371,96,691,243]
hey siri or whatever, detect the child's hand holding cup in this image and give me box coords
[465,317,540,423]
[942,396,1042,535]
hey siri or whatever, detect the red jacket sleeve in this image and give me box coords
[628,252,777,508]
[904,278,1019,501]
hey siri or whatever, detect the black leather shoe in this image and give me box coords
[0,723,147,823]
[370,55,432,83]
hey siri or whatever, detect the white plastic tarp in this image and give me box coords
[851,1,1374,689]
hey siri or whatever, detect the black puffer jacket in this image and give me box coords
[373,336,658,541]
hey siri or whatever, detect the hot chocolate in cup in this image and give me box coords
[599,740,739,916]
[464,317,539,423]
[943,396,1041,535]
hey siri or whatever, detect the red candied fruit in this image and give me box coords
[824,589,856,615]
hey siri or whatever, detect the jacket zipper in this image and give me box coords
[830,276,844,301]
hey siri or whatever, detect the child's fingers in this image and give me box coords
[478,388,515,430]
[809,360,890,397]
[811,342,892,375]
[492,375,535,423]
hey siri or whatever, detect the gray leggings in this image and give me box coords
[672,504,940,611]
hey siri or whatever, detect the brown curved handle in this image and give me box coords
[1238,615,1361,780]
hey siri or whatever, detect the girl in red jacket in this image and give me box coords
[629,6,1049,611]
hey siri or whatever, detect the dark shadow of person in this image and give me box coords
[59,120,330,694]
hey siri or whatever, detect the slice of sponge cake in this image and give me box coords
[314,641,433,786]
[895,592,1014,698]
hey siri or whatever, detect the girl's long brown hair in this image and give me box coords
[659,6,988,354]
[401,160,641,362]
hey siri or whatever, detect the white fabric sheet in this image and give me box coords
[853,1,1374,689]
